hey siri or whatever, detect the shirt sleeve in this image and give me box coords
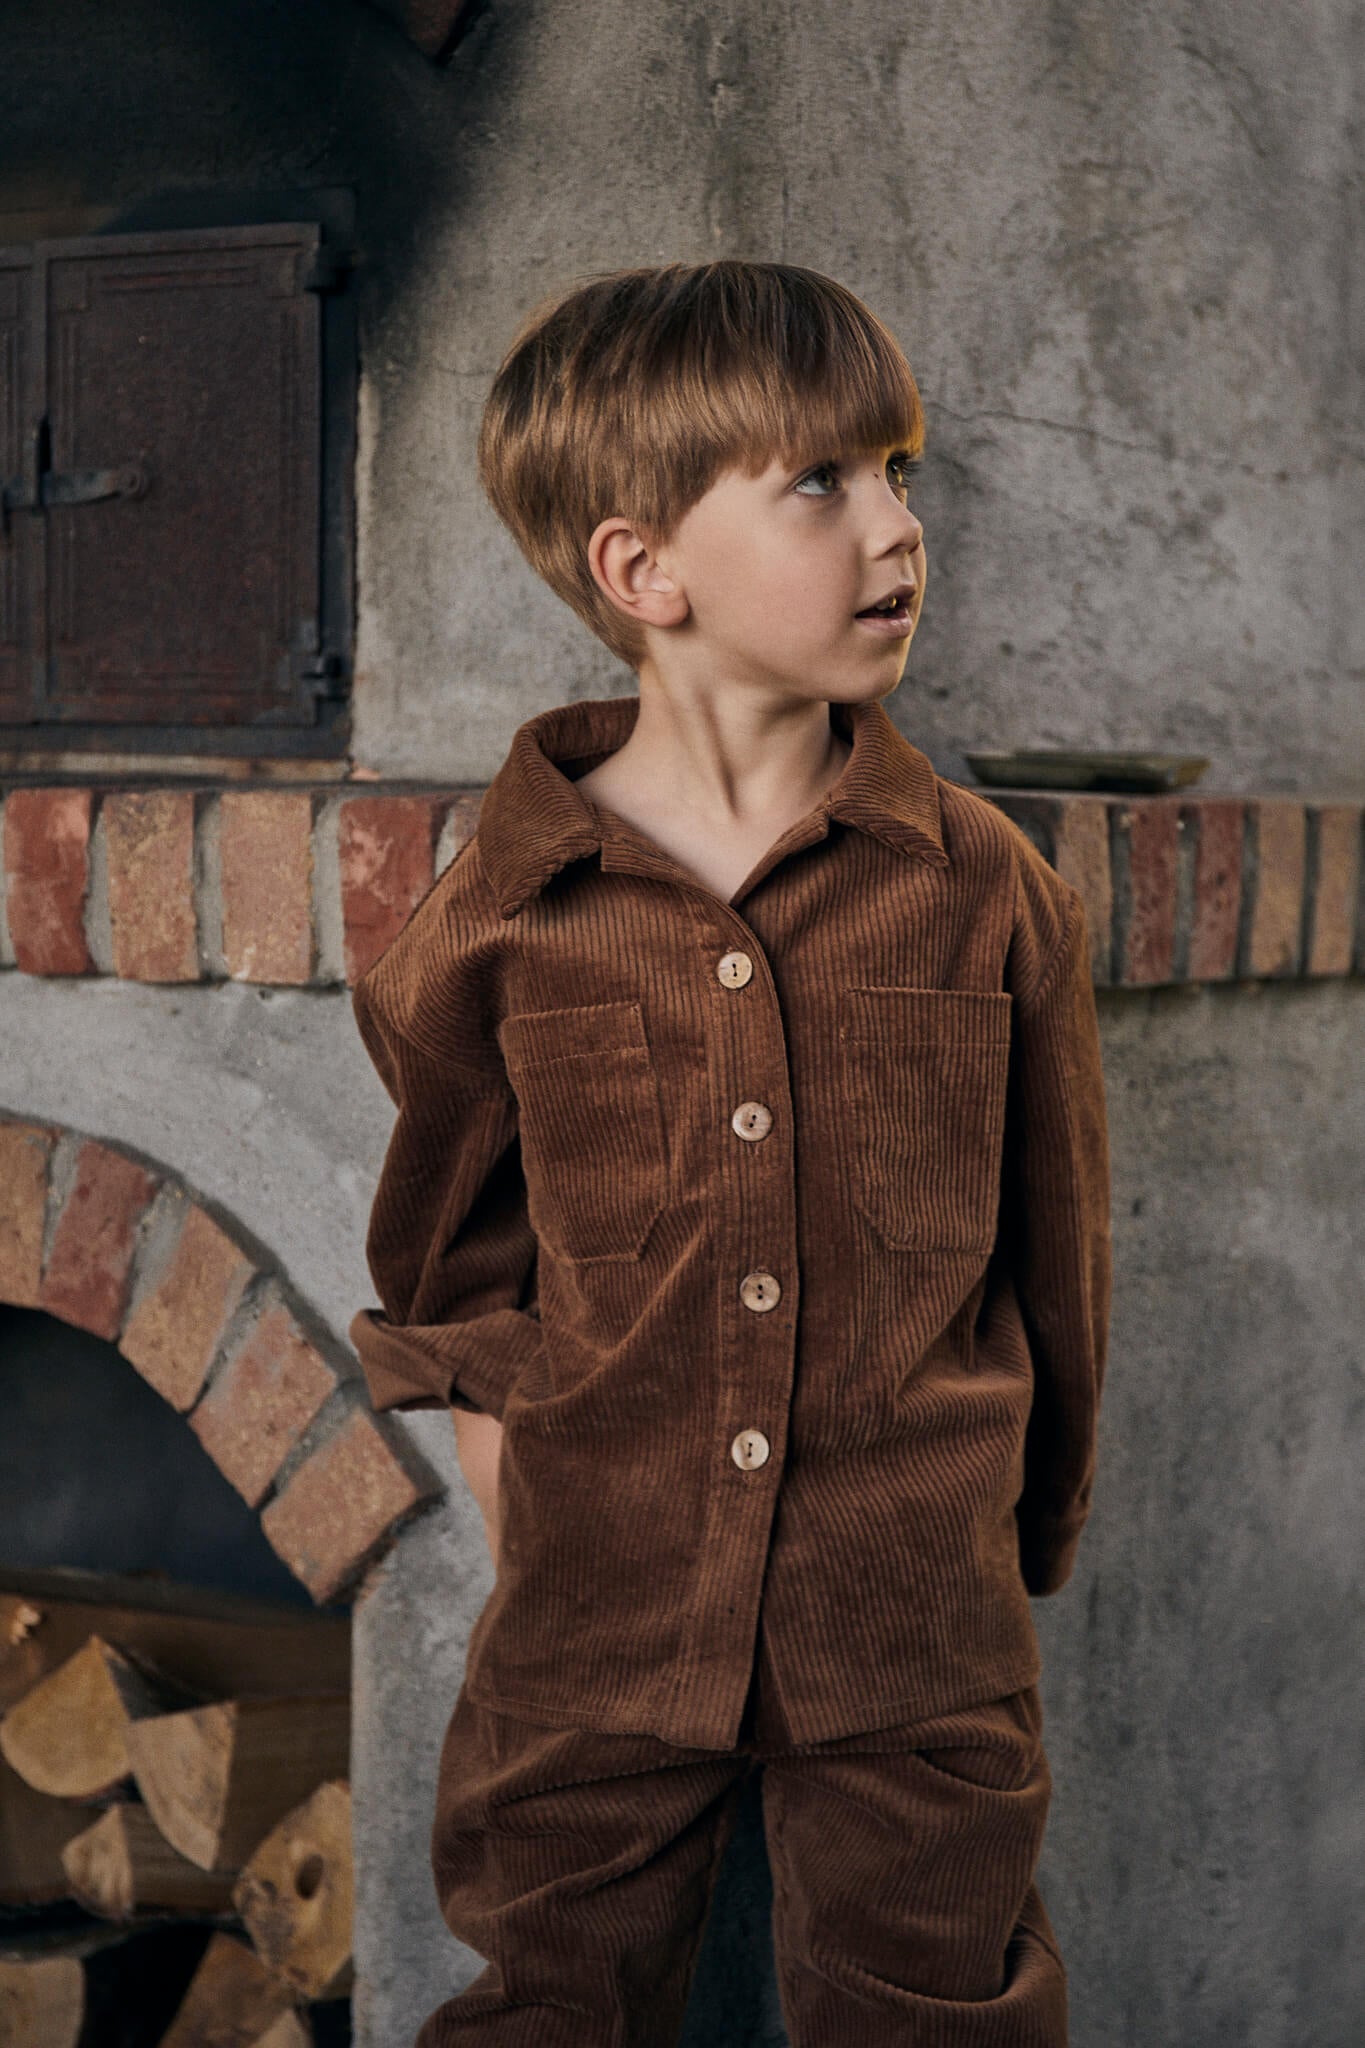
[1001,885,1114,1596]
[347,969,545,1424]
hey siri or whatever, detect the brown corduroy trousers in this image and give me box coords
[414,1625,1068,2048]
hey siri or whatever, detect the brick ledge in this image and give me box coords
[0,783,1360,988]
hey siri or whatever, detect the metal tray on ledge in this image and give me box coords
[964,749,1209,794]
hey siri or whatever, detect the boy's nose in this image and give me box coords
[890,504,923,553]
[884,487,922,544]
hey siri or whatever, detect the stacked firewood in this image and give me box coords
[0,1568,354,2047]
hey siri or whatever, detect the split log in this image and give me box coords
[0,1756,90,1904]
[127,1695,351,1874]
[0,1635,199,1800]
[0,1567,349,1708]
[232,1780,353,2002]
[61,1802,239,1919]
[0,1919,210,2048]
[157,1931,298,2048]
[249,2013,314,2048]
[0,1949,86,2048]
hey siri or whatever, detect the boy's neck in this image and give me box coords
[585,673,861,836]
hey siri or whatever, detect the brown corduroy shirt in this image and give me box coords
[348,692,1112,1751]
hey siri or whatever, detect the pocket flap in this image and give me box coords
[498,999,649,1069]
[839,985,1013,1048]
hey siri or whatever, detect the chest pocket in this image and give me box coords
[837,987,1013,1253]
[497,999,668,1263]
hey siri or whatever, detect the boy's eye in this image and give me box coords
[793,463,839,497]
[793,453,923,498]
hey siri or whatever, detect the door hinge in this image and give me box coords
[300,248,349,293]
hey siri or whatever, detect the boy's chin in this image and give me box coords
[829,667,910,702]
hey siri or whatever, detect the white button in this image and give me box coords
[717,951,753,989]
[731,1101,773,1142]
[731,1429,770,1469]
[739,1271,781,1312]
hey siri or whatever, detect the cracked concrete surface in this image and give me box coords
[1,4,1362,2042]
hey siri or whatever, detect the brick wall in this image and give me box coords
[0,783,1360,989]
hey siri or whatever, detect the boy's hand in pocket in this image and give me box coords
[451,1406,505,1570]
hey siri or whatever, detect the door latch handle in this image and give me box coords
[41,463,148,507]
[1,460,147,515]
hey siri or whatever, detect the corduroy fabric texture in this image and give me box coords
[416,1637,1065,2047]
[349,691,1113,1752]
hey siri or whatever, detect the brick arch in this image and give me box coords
[0,1116,440,1605]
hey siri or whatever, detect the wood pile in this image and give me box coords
[0,1569,354,2047]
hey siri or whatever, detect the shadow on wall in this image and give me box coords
[0,0,535,340]
[0,1304,336,1612]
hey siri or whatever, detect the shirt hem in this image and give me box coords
[460,1650,1047,1752]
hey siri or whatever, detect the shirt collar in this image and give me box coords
[476,692,949,919]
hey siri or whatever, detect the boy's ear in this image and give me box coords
[587,516,690,633]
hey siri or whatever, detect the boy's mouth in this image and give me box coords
[854,582,916,624]
[854,589,915,634]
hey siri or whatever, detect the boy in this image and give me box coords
[349,260,1112,2047]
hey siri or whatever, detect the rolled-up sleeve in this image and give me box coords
[1002,886,1113,1596]
[348,972,544,1423]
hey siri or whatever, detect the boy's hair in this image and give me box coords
[477,260,924,670]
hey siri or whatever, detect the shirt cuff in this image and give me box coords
[348,1308,543,1423]
[1016,1512,1088,1597]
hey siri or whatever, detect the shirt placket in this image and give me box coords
[597,811,831,1749]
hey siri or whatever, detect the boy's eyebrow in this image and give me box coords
[782,443,922,475]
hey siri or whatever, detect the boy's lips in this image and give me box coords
[854,585,916,637]
[855,589,916,634]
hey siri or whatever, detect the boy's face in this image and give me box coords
[640,440,926,704]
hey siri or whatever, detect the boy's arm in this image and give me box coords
[1001,886,1113,1596]
[347,970,544,1427]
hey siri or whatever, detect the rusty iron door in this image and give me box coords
[1,222,340,733]
[0,252,39,724]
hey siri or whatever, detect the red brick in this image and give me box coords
[1051,796,1114,985]
[220,792,314,985]
[260,1406,439,1603]
[1306,804,1361,978]
[39,1140,159,1339]
[189,1302,341,1508]
[1185,799,1244,983]
[339,795,441,984]
[0,1120,58,1307]
[1246,800,1306,978]
[105,790,200,983]
[121,1202,255,1410]
[3,788,95,975]
[1117,800,1179,985]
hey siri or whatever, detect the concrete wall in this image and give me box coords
[349,0,1365,798]
[0,0,1361,792]
[1,3,1362,2043]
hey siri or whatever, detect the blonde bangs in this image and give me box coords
[478,262,924,667]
